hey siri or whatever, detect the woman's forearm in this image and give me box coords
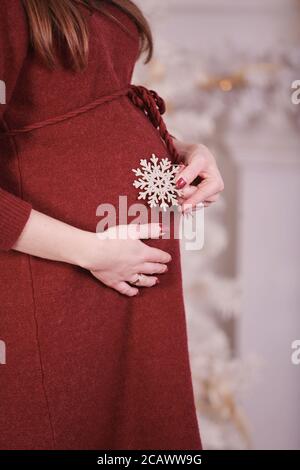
[12,209,95,268]
[11,209,171,297]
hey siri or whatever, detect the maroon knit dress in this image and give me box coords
[0,0,202,450]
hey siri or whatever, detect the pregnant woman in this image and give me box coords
[0,0,223,450]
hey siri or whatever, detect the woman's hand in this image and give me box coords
[82,223,172,297]
[172,139,224,213]
[13,210,171,298]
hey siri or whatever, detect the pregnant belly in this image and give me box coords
[14,95,175,235]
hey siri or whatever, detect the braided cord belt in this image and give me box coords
[1,84,181,164]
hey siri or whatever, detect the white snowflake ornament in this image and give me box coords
[132,153,182,211]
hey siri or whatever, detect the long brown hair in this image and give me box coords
[22,0,153,71]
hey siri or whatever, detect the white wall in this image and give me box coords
[137,0,300,449]
[231,129,300,450]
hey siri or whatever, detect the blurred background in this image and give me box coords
[135,0,300,450]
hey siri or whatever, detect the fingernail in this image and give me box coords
[176,177,187,189]
[156,278,160,285]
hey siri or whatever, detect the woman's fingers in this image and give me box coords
[172,143,224,212]
[93,223,172,296]
[137,262,168,275]
[178,186,220,210]
[115,281,139,297]
[174,152,205,188]
[129,274,159,287]
[114,274,161,296]
[143,245,172,264]
[178,185,198,202]
[91,272,139,297]
[178,185,220,208]
[204,193,220,203]
[181,179,221,212]
[101,223,166,240]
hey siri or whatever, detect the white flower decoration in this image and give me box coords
[132,153,182,211]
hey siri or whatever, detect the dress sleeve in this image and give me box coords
[0,0,32,252]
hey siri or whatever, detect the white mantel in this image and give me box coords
[228,124,300,449]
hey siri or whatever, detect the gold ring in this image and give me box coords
[131,274,143,285]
